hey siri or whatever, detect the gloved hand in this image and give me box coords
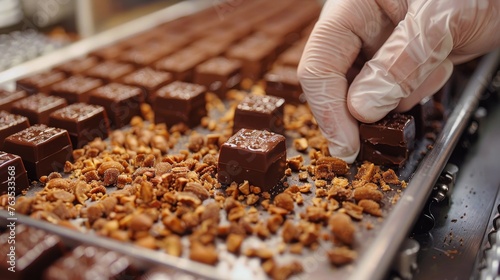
[298,0,500,163]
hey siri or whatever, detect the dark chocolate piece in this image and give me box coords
[233,94,285,134]
[0,151,29,195]
[194,56,241,99]
[119,39,180,67]
[0,111,30,149]
[0,89,27,112]
[119,67,173,103]
[11,93,67,125]
[50,75,103,104]
[84,61,135,83]
[88,83,142,128]
[54,56,100,75]
[89,41,131,61]
[16,70,66,95]
[276,41,306,68]
[0,225,64,280]
[264,66,305,104]
[49,103,110,148]
[226,33,281,81]
[154,81,207,128]
[359,113,416,166]
[43,246,129,280]
[3,124,72,179]
[154,47,209,82]
[218,128,286,191]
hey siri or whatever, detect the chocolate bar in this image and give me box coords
[154,47,209,82]
[3,124,72,179]
[88,83,142,129]
[16,70,66,95]
[11,93,67,125]
[154,81,207,128]
[89,42,131,61]
[0,225,64,280]
[49,103,110,149]
[0,111,30,149]
[119,39,179,67]
[50,75,103,104]
[218,128,286,191]
[194,56,241,99]
[0,151,29,195]
[233,94,285,134]
[43,246,130,280]
[0,89,27,112]
[359,113,416,167]
[55,56,100,75]
[264,66,305,104]
[84,61,135,83]
[120,67,173,103]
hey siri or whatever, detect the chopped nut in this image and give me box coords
[162,215,186,235]
[316,156,349,175]
[282,220,299,243]
[103,168,120,185]
[161,235,182,257]
[238,180,250,195]
[382,169,401,185]
[355,162,375,182]
[289,243,303,254]
[358,199,382,217]
[190,242,218,265]
[267,214,284,234]
[97,160,124,175]
[329,213,355,245]
[287,155,303,172]
[274,193,294,212]
[327,247,357,266]
[226,233,244,253]
[342,201,364,220]
[184,182,210,201]
[293,138,308,152]
[298,171,309,181]
[352,186,383,202]
[129,213,154,231]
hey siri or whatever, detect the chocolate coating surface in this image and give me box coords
[16,70,66,95]
[0,151,29,194]
[49,103,110,148]
[85,61,135,83]
[0,111,30,149]
[55,56,100,75]
[50,75,103,104]
[233,94,285,134]
[88,83,142,128]
[218,128,286,190]
[0,89,27,112]
[194,56,241,98]
[264,66,304,104]
[155,47,208,82]
[120,67,173,103]
[11,93,67,125]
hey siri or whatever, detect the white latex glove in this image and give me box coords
[298,0,500,163]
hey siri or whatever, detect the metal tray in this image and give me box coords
[1,1,499,279]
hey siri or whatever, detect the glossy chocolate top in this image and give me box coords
[3,124,71,162]
[264,66,300,86]
[196,57,241,75]
[155,48,208,72]
[121,68,172,89]
[360,113,415,146]
[0,151,26,183]
[0,110,29,129]
[85,61,135,81]
[50,103,105,122]
[12,93,67,113]
[156,81,206,100]
[237,94,285,114]
[219,128,286,171]
[56,56,99,74]
[0,89,27,110]
[91,83,142,101]
[51,75,103,95]
[16,70,66,88]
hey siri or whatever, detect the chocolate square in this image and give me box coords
[0,225,64,280]
[0,111,30,149]
[264,66,305,104]
[194,56,241,99]
[154,81,207,128]
[16,70,66,95]
[119,39,180,67]
[218,128,286,191]
[11,93,67,125]
[0,89,27,112]
[3,124,72,179]
[226,34,280,81]
[359,113,416,167]
[233,94,285,134]
[50,75,103,104]
[55,56,100,75]
[84,61,135,83]
[0,152,29,195]
[49,103,110,148]
[43,246,129,280]
[88,83,142,128]
[154,47,208,82]
[89,41,131,61]
[119,67,173,103]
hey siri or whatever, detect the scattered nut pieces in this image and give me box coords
[328,247,357,266]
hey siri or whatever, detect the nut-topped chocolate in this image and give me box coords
[233,94,285,134]
[194,56,241,99]
[0,111,30,149]
[85,61,135,83]
[0,89,27,112]
[50,75,103,104]
[88,83,142,128]
[120,67,173,103]
[154,47,208,82]
[154,81,207,128]
[218,128,286,191]
[0,151,29,195]
[11,93,67,125]
[55,56,100,75]
[16,70,66,95]
[49,103,110,148]
[3,124,72,179]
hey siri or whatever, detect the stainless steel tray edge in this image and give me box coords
[350,49,500,280]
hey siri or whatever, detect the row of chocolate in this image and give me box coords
[0,224,197,280]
